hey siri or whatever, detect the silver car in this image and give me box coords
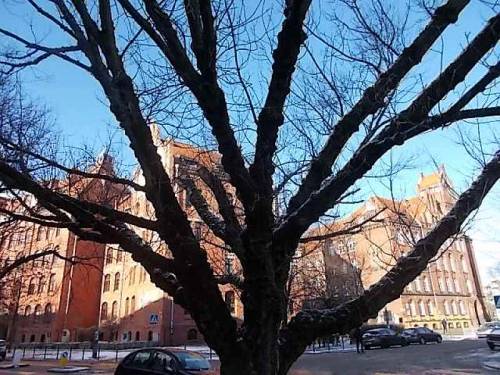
[477,322,500,338]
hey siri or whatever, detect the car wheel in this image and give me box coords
[365,345,371,350]
[436,336,442,343]
[488,343,496,351]
[419,337,426,345]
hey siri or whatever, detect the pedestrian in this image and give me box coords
[442,318,448,333]
[353,326,364,354]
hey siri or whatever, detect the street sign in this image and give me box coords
[149,313,160,325]
[494,295,500,309]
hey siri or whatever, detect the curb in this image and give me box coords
[47,366,91,373]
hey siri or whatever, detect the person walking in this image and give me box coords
[354,326,364,354]
[442,318,448,334]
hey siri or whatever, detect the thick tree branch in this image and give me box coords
[287,0,470,213]
[278,149,500,374]
[277,14,500,248]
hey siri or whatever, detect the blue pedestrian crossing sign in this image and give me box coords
[149,313,160,325]
[494,296,500,309]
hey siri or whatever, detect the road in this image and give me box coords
[0,340,498,374]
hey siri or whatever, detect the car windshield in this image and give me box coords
[403,329,416,334]
[480,322,500,330]
[175,351,211,370]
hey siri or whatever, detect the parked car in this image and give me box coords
[486,328,500,350]
[362,328,408,349]
[0,340,6,361]
[402,327,442,344]
[115,348,216,375]
[477,321,500,338]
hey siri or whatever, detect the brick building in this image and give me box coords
[297,166,489,333]
[0,130,242,345]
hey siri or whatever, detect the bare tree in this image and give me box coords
[0,1,499,373]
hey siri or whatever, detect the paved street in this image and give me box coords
[0,340,498,374]
[290,339,500,374]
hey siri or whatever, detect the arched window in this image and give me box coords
[466,279,473,293]
[38,276,45,294]
[426,300,434,315]
[418,300,426,316]
[103,274,111,292]
[111,301,118,319]
[451,300,457,315]
[187,329,198,340]
[438,277,445,292]
[459,300,466,315]
[454,278,460,293]
[130,296,136,313]
[414,277,421,292]
[135,331,140,341]
[225,291,235,314]
[30,334,35,343]
[34,304,42,319]
[48,273,56,292]
[45,304,53,316]
[116,250,123,263]
[106,248,113,264]
[101,302,108,320]
[129,266,136,286]
[148,330,153,341]
[24,305,32,316]
[409,300,416,316]
[444,300,450,315]
[114,273,120,291]
[28,278,36,295]
[446,277,453,292]
[423,276,431,292]
[124,298,130,316]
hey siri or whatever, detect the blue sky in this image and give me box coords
[0,2,499,286]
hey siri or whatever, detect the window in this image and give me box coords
[129,266,136,286]
[224,253,234,275]
[150,351,174,372]
[111,301,118,319]
[135,331,140,341]
[116,250,123,263]
[444,301,450,315]
[101,303,108,320]
[409,301,416,316]
[459,300,466,315]
[106,248,113,265]
[466,279,473,293]
[148,331,153,341]
[438,277,445,292]
[451,300,457,315]
[34,304,42,319]
[103,274,111,292]
[114,273,120,291]
[130,296,136,313]
[423,276,431,292]
[128,351,152,369]
[38,277,45,294]
[45,304,53,316]
[28,278,36,295]
[187,329,198,340]
[125,297,130,316]
[454,278,460,293]
[418,300,426,316]
[414,277,421,292]
[225,291,235,314]
[464,322,469,328]
[36,226,42,241]
[192,221,202,240]
[446,278,453,293]
[406,282,413,292]
[48,274,56,292]
[24,305,32,316]
[427,300,434,315]
[449,254,455,271]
